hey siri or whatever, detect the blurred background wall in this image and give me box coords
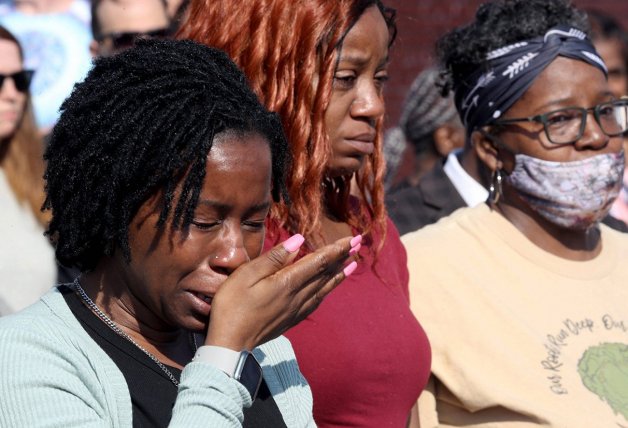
[383,0,628,128]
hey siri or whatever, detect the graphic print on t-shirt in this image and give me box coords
[578,343,628,422]
[540,313,628,427]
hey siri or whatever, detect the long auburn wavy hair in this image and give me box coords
[179,0,395,249]
[0,26,48,226]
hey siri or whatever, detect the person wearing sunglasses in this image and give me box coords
[0,25,56,315]
[0,69,33,93]
[402,0,628,426]
[90,0,171,57]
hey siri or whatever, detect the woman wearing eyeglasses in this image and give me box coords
[0,26,56,315]
[402,1,628,427]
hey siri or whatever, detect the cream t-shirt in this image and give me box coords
[0,168,56,315]
[403,204,628,427]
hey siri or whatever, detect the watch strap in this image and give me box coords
[192,345,263,401]
[192,345,241,376]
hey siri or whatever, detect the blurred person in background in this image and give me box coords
[0,0,89,22]
[165,0,188,32]
[385,67,482,235]
[384,67,465,191]
[165,0,183,17]
[181,1,431,426]
[404,0,628,426]
[0,26,55,315]
[386,138,488,235]
[588,9,628,225]
[90,0,171,58]
[588,9,628,99]
[0,0,92,133]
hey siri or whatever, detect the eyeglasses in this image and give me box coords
[97,28,171,51]
[0,70,34,93]
[492,99,628,145]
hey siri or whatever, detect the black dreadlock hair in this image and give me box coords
[436,0,589,96]
[44,38,291,272]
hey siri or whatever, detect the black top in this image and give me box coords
[386,159,466,235]
[60,285,287,428]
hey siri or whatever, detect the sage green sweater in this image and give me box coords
[0,287,315,427]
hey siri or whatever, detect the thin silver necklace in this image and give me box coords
[72,278,198,387]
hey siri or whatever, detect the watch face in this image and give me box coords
[236,352,263,401]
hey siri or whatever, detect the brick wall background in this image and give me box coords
[383,0,628,128]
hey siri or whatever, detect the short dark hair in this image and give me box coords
[91,0,169,40]
[436,0,589,96]
[44,39,291,272]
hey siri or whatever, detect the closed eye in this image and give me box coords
[374,73,389,91]
[333,73,357,89]
[191,220,221,231]
[242,220,265,232]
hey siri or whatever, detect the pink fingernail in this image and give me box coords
[343,261,358,277]
[349,243,361,255]
[350,235,362,247]
[283,234,305,252]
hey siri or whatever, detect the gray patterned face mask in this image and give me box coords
[505,151,625,229]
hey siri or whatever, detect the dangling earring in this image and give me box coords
[488,169,503,205]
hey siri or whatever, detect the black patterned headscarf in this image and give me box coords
[454,25,608,137]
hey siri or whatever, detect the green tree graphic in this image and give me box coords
[578,343,628,421]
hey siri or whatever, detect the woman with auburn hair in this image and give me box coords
[0,26,56,315]
[180,1,431,426]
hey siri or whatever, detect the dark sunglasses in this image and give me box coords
[98,28,171,51]
[0,70,34,93]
